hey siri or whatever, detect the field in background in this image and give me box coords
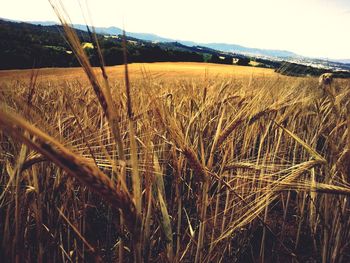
[0,62,275,82]
[1,61,350,263]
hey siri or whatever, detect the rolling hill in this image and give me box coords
[0,19,242,69]
[28,20,298,58]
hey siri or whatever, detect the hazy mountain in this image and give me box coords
[201,43,297,58]
[29,21,175,42]
[3,18,349,72]
[27,20,299,58]
[332,59,350,64]
[27,20,58,26]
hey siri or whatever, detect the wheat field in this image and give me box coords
[0,62,275,81]
[1,16,350,263]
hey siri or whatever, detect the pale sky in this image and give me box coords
[1,0,350,59]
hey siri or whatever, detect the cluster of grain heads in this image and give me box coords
[48,0,125,161]
[0,108,139,232]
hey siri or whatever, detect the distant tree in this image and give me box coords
[209,54,233,65]
[223,56,233,65]
[203,54,211,62]
[209,54,221,64]
[236,57,250,66]
[103,47,123,65]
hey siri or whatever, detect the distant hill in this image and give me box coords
[29,21,182,43]
[27,20,299,59]
[201,43,297,58]
[0,19,236,69]
[0,19,90,69]
[1,18,349,77]
[4,17,350,65]
[332,59,350,64]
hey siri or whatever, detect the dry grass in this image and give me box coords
[1,31,350,263]
[0,62,276,82]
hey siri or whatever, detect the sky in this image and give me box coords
[1,0,350,59]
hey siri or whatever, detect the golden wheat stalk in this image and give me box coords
[215,107,277,149]
[216,159,323,243]
[155,106,208,182]
[48,0,126,163]
[0,108,138,232]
